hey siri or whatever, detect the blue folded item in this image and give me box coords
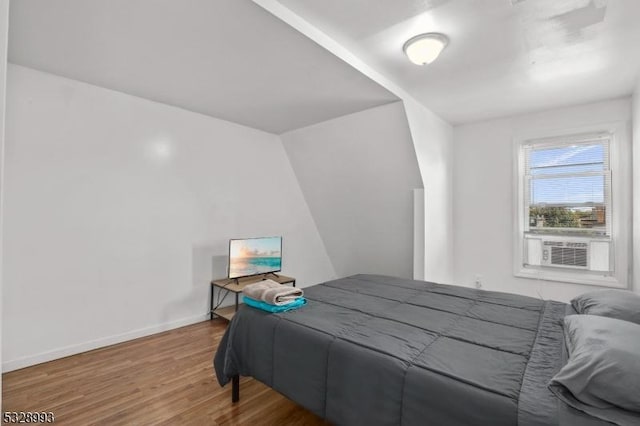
[242,295,307,313]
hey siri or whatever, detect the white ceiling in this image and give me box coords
[275,0,640,124]
[7,0,398,134]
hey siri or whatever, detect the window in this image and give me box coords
[525,138,610,238]
[514,125,630,287]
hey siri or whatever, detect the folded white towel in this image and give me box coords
[242,279,304,306]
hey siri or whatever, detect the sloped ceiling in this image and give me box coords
[8,0,398,134]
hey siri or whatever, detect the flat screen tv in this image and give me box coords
[228,236,282,279]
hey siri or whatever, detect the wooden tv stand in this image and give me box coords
[209,273,296,321]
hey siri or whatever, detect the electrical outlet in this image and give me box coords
[474,274,483,289]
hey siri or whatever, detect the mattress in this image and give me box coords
[214,274,608,425]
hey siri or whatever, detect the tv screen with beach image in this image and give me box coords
[228,237,282,279]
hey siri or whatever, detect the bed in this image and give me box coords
[214,274,611,425]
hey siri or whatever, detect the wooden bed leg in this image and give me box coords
[232,375,240,403]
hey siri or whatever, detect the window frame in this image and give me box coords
[513,122,630,288]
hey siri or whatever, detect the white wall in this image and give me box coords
[453,98,634,302]
[281,102,422,279]
[251,1,455,284]
[403,99,454,284]
[0,0,9,406]
[2,64,335,371]
[633,79,640,293]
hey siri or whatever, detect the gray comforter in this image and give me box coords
[214,274,609,425]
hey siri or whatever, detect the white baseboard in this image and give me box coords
[2,313,209,372]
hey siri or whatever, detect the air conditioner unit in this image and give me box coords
[541,240,589,269]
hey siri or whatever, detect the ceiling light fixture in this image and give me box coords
[403,33,449,65]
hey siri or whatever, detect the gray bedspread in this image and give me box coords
[214,274,609,425]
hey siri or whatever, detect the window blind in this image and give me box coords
[523,136,611,236]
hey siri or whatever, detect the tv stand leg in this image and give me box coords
[232,375,240,403]
[210,283,214,320]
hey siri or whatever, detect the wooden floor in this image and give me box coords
[2,320,327,425]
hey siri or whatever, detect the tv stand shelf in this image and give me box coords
[210,273,296,321]
[211,305,239,322]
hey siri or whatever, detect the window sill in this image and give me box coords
[515,267,626,288]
